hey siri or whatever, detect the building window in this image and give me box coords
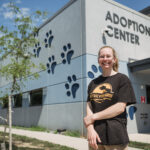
[13,94,22,108]
[1,96,8,109]
[30,89,43,106]
[146,85,150,104]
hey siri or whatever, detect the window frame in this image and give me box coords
[13,94,22,108]
[30,88,43,106]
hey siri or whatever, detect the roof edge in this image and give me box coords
[127,58,150,72]
[38,0,77,30]
[128,58,150,67]
[104,0,150,20]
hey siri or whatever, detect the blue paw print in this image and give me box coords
[44,30,54,48]
[33,42,41,57]
[65,75,79,98]
[128,106,137,120]
[61,43,74,64]
[88,65,102,79]
[46,55,57,74]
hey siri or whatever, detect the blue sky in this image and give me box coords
[0,0,150,29]
[114,0,150,11]
[0,0,70,28]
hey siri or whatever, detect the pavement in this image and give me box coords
[0,127,149,150]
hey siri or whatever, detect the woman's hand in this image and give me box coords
[87,125,101,150]
[84,114,95,127]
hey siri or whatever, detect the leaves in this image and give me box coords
[0,0,48,95]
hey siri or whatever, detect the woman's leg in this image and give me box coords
[89,145,105,150]
[104,144,128,150]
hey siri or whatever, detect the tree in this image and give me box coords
[0,1,47,149]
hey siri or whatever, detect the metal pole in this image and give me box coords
[8,95,12,150]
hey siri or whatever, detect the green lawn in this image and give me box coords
[0,132,76,150]
[1,125,150,150]
[129,141,150,150]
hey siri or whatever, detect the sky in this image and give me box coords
[0,0,150,29]
[0,0,70,28]
[114,0,150,11]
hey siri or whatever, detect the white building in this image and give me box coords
[0,0,150,135]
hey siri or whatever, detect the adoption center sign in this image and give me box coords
[105,11,150,45]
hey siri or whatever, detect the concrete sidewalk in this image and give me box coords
[0,127,149,150]
[129,133,150,144]
[0,127,88,150]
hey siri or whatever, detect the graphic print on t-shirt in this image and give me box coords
[90,83,114,103]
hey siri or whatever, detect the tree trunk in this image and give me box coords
[8,95,12,150]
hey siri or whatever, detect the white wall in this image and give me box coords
[85,0,150,62]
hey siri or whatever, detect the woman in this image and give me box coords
[84,46,136,150]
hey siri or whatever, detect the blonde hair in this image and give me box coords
[98,46,119,72]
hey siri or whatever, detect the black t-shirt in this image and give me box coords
[87,73,136,145]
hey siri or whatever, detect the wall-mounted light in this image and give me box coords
[128,58,137,63]
[101,26,112,45]
[141,85,144,90]
[101,27,112,35]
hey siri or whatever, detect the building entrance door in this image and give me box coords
[146,85,150,104]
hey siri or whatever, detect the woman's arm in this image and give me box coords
[85,102,94,130]
[85,102,94,132]
[85,102,101,150]
[84,102,126,127]
[86,102,93,116]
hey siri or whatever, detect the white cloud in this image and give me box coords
[1,3,30,19]
[2,3,10,9]
[0,3,14,19]
[20,8,30,16]
[16,0,21,4]
[0,1,30,20]
[15,8,30,18]
[3,11,14,19]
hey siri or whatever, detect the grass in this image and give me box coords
[12,125,49,132]
[62,130,81,137]
[0,132,76,150]
[129,141,150,150]
[12,125,81,137]
[2,125,150,149]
